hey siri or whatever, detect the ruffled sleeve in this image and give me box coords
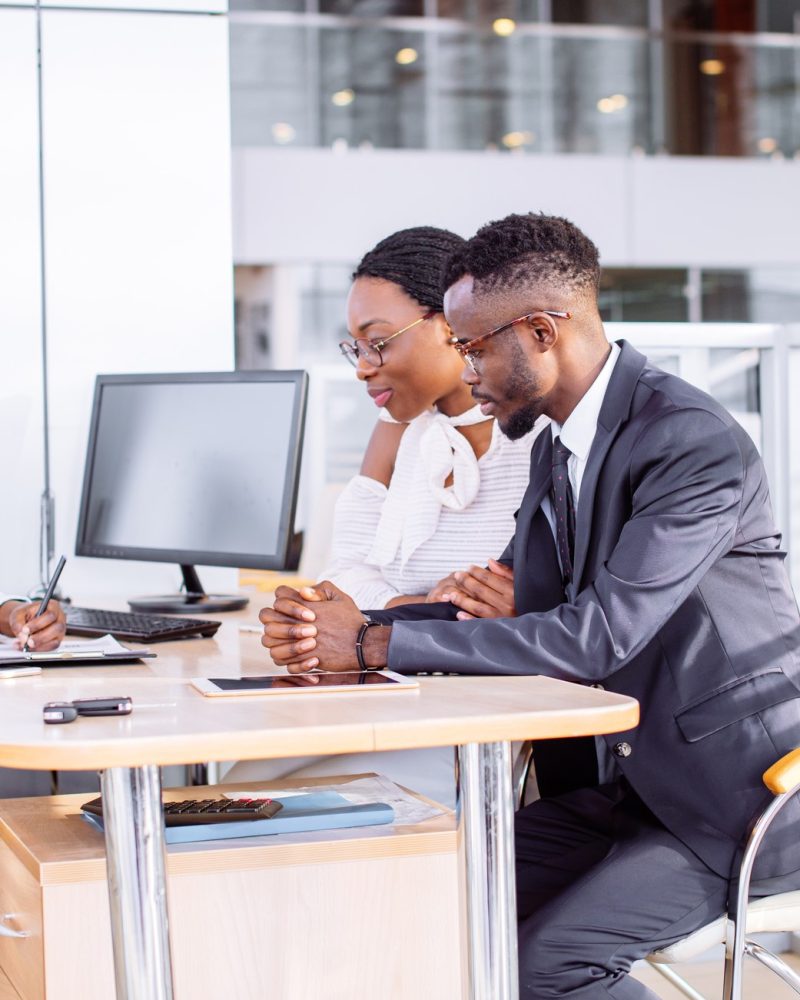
[320,475,403,609]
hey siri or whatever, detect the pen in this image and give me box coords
[22,555,67,653]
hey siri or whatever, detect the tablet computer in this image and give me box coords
[191,670,418,697]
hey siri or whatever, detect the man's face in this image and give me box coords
[443,274,555,439]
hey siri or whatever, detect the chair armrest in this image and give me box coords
[763,747,800,795]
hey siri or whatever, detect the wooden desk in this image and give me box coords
[0,612,639,1000]
[0,774,461,1000]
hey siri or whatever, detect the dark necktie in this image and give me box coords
[550,436,576,587]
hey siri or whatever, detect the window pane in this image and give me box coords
[435,33,653,153]
[229,0,304,10]
[599,269,688,321]
[664,41,800,157]
[551,0,647,27]
[708,347,761,419]
[320,28,427,148]
[435,33,515,150]
[299,263,352,363]
[436,0,540,22]
[320,0,424,13]
[702,269,800,323]
[701,271,749,321]
[230,25,312,146]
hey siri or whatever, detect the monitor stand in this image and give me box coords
[128,565,249,614]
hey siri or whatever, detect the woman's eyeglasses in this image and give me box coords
[454,309,571,373]
[339,310,437,368]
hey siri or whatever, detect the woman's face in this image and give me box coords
[345,277,468,422]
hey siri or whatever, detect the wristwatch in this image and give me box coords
[355,619,383,672]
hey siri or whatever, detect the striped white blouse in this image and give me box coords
[322,410,547,609]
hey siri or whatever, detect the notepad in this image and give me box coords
[0,634,155,667]
[81,791,395,844]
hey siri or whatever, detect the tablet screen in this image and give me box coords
[208,672,406,691]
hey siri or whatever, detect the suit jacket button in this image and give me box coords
[591,683,604,690]
[613,742,632,758]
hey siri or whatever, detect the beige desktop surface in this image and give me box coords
[0,604,638,771]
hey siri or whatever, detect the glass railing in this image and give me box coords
[229,17,800,158]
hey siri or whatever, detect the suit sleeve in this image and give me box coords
[387,408,745,681]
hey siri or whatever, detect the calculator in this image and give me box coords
[81,796,283,825]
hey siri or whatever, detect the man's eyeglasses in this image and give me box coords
[339,310,437,368]
[454,309,571,373]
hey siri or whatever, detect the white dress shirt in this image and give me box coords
[541,341,621,545]
[540,341,621,783]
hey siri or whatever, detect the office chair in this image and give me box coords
[513,743,800,1000]
[646,746,800,1000]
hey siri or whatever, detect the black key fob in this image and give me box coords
[72,697,133,716]
[43,702,79,724]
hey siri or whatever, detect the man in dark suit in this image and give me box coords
[260,213,800,998]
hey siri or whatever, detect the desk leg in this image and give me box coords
[101,765,174,1000]
[188,761,220,786]
[457,741,519,1000]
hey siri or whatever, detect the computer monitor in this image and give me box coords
[75,371,308,613]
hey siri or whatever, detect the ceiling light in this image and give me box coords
[492,17,516,36]
[395,47,418,65]
[331,88,355,107]
[597,94,628,114]
[501,130,535,149]
[271,122,296,144]
[700,59,725,76]
[757,137,777,153]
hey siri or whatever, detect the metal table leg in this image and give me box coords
[100,765,174,1000]
[457,741,519,1000]
[187,761,220,786]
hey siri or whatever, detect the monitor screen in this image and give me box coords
[75,371,307,570]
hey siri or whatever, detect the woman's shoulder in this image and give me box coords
[359,416,409,486]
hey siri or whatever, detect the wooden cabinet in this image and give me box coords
[0,776,463,1000]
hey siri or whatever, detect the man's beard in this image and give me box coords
[497,339,543,440]
[502,399,540,440]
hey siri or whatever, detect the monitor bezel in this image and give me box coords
[75,370,308,571]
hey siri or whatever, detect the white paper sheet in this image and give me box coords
[0,633,130,661]
[224,775,446,826]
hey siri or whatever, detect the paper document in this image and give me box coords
[225,775,445,827]
[0,634,134,661]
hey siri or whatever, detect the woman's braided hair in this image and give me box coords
[353,226,466,312]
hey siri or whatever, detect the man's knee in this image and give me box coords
[519,912,583,998]
[518,912,627,1000]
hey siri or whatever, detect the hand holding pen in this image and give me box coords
[11,556,68,653]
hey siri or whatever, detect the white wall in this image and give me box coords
[0,8,44,594]
[232,148,800,270]
[0,1,235,598]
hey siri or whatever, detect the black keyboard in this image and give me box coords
[66,606,222,643]
[82,796,282,825]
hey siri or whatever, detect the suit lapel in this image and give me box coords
[572,341,649,589]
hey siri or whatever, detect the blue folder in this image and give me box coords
[81,790,395,844]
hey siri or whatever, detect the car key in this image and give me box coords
[43,697,133,724]
[71,697,133,716]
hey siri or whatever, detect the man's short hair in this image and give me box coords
[443,212,601,298]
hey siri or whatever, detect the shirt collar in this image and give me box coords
[550,341,621,462]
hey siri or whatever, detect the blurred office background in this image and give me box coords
[1,0,799,597]
[229,0,800,588]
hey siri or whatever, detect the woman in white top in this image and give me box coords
[323,226,543,608]
[230,228,545,803]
